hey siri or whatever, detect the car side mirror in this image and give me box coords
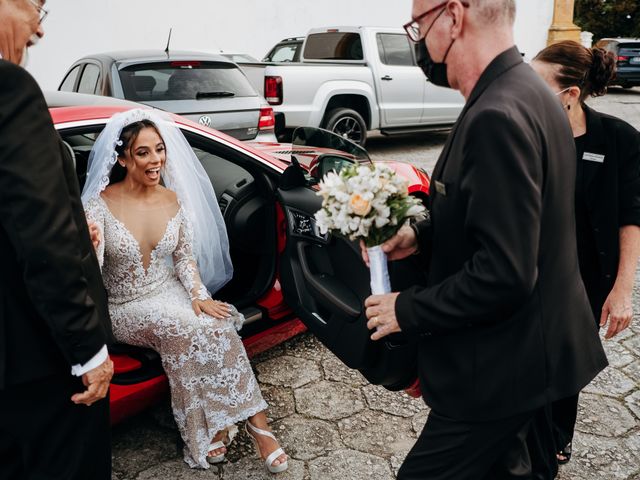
[309,154,356,182]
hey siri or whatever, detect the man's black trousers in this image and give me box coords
[0,373,111,480]
[398,407,554,480]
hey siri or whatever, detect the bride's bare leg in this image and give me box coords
[247,411,288,466]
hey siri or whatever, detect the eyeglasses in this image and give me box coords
[403,1,469,43]
[27,0,48,24]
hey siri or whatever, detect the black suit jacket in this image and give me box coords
[0,60,113,389]
[578,105,640,312]
[395,48,608,421]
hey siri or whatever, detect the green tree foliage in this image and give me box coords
[575,0,640,41]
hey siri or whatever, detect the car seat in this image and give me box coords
[132,75,157,100]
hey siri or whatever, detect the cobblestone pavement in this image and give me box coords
[112,88,640,479]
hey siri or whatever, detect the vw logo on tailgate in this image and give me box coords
[198,115,212,127]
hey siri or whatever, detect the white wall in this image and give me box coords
[27,0,554,91]
[514,0,555,60]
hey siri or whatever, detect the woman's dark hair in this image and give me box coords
[109,119,162,184]
[533,40,617,102]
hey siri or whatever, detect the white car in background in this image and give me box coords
[246,26,465,146]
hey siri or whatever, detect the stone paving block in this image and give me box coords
[251,342,289,363]
[624,431,640,462]
[623,335,640,357]
[295,380,365,420]
[389,453,410,477]
[135,459,219,479]
[609,327,635,342]
[338,410,416,457]
[256,355,323,389]
[282,334,330,363]
[368,131,449,174]
[270,415,343,461]
[622,359,640,380]
[554,432,640,480]
[411,410,429,435]
[308,449,394,480]
[362,384,428,418]
[583,366,636,397]
[321,353,369,387]
[260,385,296,421]
[603,341,636,368]
[575,394,637,437]
[625,390,640,420]
[219,456,305,480]
[112,415,179,479]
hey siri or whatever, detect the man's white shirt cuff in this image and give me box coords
[71,345,108,376]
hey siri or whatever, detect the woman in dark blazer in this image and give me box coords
[532,40,640,465]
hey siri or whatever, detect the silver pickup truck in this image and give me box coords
[244,26,465,146]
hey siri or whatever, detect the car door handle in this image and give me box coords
[381,75,393,81]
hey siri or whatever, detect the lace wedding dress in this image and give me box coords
[85,195,267,468]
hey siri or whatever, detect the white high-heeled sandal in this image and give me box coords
[206,441,226,464]
[245,421,288,473]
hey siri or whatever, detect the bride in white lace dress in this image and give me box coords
[82,109,288,472]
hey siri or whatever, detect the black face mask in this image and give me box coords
[415,40,455,89]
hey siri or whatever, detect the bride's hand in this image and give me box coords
[192,298,231,319]
[88,221,101,251]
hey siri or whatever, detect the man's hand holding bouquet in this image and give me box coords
[315,164,425,296]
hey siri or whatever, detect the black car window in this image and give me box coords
[60,65,81,92]
[77,64,101,94]
[619,44,640,56]
[118,62,257,101]
[376,33,415,66]
[304,32,364,61]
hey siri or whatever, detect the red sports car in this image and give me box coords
[46,91,429,425]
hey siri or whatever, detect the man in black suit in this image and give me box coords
[0,1,114,479]
[363,0,608,478]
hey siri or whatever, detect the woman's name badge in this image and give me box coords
[583,152,605,163]
[435,181,447,196]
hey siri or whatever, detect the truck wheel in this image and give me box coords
[323,108,367,147]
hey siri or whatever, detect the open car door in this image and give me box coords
[276,128,426,391]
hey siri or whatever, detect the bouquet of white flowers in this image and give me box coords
[315,164,426,294]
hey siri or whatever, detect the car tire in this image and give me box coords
[323,108,367,147]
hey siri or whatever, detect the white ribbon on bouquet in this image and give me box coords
[367,245,391,295]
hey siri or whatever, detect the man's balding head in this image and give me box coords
[467,0,516,25]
